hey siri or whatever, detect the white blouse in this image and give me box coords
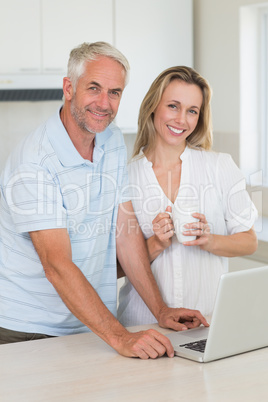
[117,147,258,326]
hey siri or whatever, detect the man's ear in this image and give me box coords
[62,77,73,101]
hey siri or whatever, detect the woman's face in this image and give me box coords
[153,79,203,149]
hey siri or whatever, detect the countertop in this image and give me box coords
[1,324,268,402]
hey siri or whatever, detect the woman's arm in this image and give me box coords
[201,227,258,257]
[182,212,258,257]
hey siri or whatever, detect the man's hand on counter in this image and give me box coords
[112,308,209,360]
[157,306,209,332]
[116,328,175,359]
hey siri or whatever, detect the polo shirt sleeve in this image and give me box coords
[117,149,131,205]
[3,163,67,233]
[216,153,258,234]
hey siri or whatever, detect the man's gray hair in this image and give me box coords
[67,41,130,91]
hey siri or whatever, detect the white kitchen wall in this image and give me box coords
[193,0,268,219]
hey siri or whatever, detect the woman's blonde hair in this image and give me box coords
[133,66,213,157]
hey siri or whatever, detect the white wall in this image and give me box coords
[193,0,268,223]
[194,0,266,160]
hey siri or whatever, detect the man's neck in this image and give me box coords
[60,105,96,162]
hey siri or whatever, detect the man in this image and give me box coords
[0,42,208,358]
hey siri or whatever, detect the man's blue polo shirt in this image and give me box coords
[0,109,130,336]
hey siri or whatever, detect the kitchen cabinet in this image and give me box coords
[0,0,41,74]
[41,0,113,73]
[0,0,113,75]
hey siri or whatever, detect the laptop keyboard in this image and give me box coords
[180,339,207,353]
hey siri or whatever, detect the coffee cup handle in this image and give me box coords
[166,211,175,233]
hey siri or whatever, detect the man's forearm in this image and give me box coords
[30,230,129,352]
[146,234,166,262]
[116,214,209,332]
[48,258,131,347]
[116,203,167,321]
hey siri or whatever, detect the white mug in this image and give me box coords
[169,204,199,243]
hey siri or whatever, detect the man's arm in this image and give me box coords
[29,228,174,359]
[116,201,209,331]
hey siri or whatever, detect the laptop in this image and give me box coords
[166,265,268,363]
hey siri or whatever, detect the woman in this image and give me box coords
[118,66,258,326]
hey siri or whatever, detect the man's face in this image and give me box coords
[70,56,126,134]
